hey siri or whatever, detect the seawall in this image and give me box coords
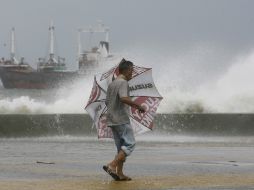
[0,114,254,137]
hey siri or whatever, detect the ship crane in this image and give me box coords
[77,21,110,61]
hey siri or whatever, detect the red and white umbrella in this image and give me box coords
[85,64,163,138]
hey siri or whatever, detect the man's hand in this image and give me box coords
[137,105,146,113]
[120,97,146,113]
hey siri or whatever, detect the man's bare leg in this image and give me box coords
[107,159,117,173]
[107,150,126,174]
[116,160,131,180]
[112,150,131,180]
[107,150,131,180]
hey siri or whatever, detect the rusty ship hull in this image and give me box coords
[0,69,80,89]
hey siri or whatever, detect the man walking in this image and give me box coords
[103,59,145,181]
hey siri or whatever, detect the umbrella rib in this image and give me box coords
[85,99,106,108]
[101,106,108,115]
[94,77,107,93]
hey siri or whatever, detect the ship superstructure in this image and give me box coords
[0,27,33,73]
[78,21,110,75]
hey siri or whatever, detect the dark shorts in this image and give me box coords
[109,123,136,156]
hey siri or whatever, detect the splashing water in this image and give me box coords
[1,45,254,114]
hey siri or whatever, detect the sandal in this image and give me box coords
[103,165,120,181]
[118,176,132,181]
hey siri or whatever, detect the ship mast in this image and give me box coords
[77,29,82,59]
[10,27,18,64]
[48,20,57,64]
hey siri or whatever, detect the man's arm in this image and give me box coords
[120,97,145,113]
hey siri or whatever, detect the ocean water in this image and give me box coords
[1,47,254,115]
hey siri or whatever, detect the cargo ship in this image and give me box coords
[0,22,110,89]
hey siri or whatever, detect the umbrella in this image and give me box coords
[85,63,163,138]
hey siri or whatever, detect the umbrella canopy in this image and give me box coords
[85,64,163,138]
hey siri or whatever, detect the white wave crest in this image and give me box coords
[1,46,254,113]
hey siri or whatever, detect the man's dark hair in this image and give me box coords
[118,58,133,74]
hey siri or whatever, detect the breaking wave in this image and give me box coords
[159,49,254,113]
[1,45,254,113]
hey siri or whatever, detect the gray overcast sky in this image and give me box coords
[1,0,254,68]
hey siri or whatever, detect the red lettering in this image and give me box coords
[140,113,153,128]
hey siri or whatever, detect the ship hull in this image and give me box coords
[0,70,80,89]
